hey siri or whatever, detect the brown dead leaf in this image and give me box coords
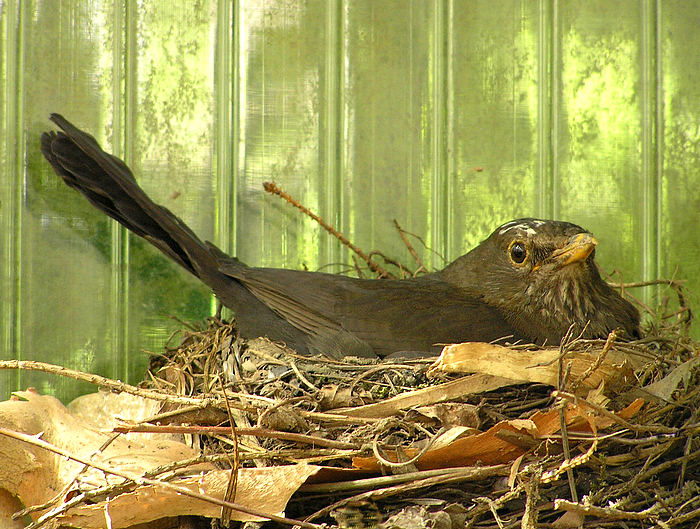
[352,399,644,472]
[552,510,585,528]
[353,411,546,471]
[55,465,321,528]
[406,403,480,429]
[585,383,610,408]
[0,390,322,528]
[317,384,368,410]
[68,390,179,441]
[428,427,481,450]
[616,398,645,420]
[0,489,24,529]
[429,342,635,393]
[332,373,515,419]
[70,390,228,429]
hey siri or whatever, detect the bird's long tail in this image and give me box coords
[40,113,317,354]
[40,113,219,280]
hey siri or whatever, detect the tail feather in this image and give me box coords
[41,114,328,356]
[41,115,207,276]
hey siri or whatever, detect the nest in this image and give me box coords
[131,277,699,529]
[1,278,696,529]
[2,186,696,527]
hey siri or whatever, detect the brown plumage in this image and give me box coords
[41,114,640,359]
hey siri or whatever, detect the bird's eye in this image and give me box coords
[509,241,527,264]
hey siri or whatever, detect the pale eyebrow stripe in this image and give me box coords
[498,223,537,236]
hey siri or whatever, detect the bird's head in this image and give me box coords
[441,218,640,344]
[486,219,599,281]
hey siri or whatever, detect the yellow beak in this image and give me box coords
[550,233,598,266]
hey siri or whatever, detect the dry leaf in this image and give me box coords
[0,390,322,528]
[585,382,610,408]
[406,403,480,429]
[55,465,321,528]
[632,356,700,402]
[68,391,180,441]
[429,342,634,393]
[332,373,515,419]
[353,399,644,471]
[551,510,585,528]
[317,384,367,410]
[428,427,481,450]
[0,489,24,529]
[353,412,544,471]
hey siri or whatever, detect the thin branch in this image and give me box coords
[0,360,222,407]
[263,181,394,278]
[113,424,358,450]
[0,360,379,426]
[572,329,617,390]
[554,498,659,521]
[393,219,426,273]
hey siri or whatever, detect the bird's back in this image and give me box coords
[218,261,524,356]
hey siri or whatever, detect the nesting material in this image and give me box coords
[0,284,698,528]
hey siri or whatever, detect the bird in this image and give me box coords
[40,114,641,359]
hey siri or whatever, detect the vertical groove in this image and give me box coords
[124,0,137,164]
[14,0,25,385]
[215,0,234,315]
[1,0,25,393]
[444,0,454,260]
[109,0,127,380]
[215,0,233,255]
[654,0,663,281]
[125,0,139,370]
[123,0,138,375]
[112,1,124,154]
[338,1,347,266]
[550,0,560,219]
[407,2,413,228]
[536,0,552,218]
[340,1,350,251]
[259,1,267,260]
[232,0,243,256]
[15,0,25,380]
[368,4,376,248]
[323,0,342,266]
[430,0,448,266]
[640,0,660,290]
[117,0,138,381]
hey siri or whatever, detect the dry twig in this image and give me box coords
[263,181,394,278]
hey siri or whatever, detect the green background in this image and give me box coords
[1,1,699,403]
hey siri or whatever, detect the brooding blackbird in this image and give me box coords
[40,114,640,359]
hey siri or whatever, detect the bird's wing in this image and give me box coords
[218,259,378,357]
[218,261,522,356]
[219,261,348,331]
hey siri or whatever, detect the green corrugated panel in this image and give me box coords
[1,1,698,402]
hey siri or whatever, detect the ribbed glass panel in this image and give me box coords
[1,0,698,401]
